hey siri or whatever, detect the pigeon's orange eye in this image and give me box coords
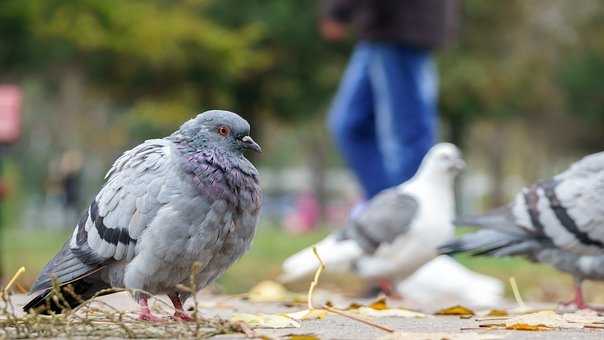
[217,126,230,137]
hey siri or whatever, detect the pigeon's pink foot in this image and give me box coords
[169,293,195,322]
[138,310,162,322]
[138,295,162,322]
[378,279,402,299]
[172,311,195,321]
[557,279,602,311]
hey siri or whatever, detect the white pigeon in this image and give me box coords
[280,143,465,287]
[441,150,604,309]
[395,255,504,309]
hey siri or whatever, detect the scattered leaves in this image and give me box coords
[230,313,301,329]
[380,332,504,340]
[435,305,475,316]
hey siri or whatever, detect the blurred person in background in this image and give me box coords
[322,0,459,201]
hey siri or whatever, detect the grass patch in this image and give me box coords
[2,227,71,287]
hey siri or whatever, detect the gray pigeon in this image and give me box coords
[441,151,604,309]
[24,110,262,321]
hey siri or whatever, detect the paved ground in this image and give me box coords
[7,292,604,339]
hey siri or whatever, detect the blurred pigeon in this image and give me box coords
[280,143,464,290]
[396,255,504,309]
[441,151,604,309]
[23,110,262,321]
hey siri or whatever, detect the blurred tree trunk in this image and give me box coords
[306,133,328,224]
[56,64,85,149]
[488,126,506,207]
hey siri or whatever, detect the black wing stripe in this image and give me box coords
[90,200,136,247]
[541,179,604,248]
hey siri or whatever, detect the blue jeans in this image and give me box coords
[328,42,438,199]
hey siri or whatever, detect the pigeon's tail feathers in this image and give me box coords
[439,230,539,258]
[279,235,363,283]
[23,277,111,314]
[453,206,523,234]
[29,241,104,293]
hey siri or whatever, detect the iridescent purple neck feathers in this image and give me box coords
[176,144,261,212]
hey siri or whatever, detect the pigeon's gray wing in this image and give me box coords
[30,139,173,292]
[545,170,604,254]
[340,188,419,254]
[447,151,604,258]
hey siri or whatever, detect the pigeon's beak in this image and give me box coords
[240,135,262,153]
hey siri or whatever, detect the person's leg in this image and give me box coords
[328,43,391,199]
[368,43,438,187]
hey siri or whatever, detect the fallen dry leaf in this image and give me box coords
[479,310,604,331]
[435,305,475,316]
[355,306,428,318]
[485,309,508,317]
[506,323,548,331]
[230,313,301,329]
[369,297,388,310]
[380,331,504,340]
[284,333,321,340]
[344,302,364,310]
[247,280,306,303]
[562,309,604,324]
[286,309,328,321]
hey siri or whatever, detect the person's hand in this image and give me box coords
[320,19,347,41]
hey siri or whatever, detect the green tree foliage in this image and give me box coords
[207,0,347,122]
[1,0,271,134]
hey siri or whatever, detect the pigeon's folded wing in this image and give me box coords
[30,139,173,292]
[451,153,604,257]
[343,188,419,254]
[542,173,604,254]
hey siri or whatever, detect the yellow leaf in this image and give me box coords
[506,323,549,331]
[368,297,388,310]
[486,309,508,317]
[286,309,328,321]
[346,302,364,310]
[247,280,305,303]
[435,305,475,316]
[230,313,301,329]
[356,307,427,318]
[380,332,504,340]
[284,334,321,340]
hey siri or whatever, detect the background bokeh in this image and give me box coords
[1,0,604,303]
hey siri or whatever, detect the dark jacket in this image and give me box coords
[322,0,459,49]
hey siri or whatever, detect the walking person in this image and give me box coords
[323,0,459,199]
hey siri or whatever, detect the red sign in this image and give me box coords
[0,85,22,144]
